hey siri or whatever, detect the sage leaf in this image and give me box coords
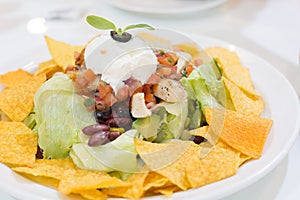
[124,24,155,32]
[86,15,117,31]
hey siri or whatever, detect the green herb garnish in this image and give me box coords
[86,15,154,42]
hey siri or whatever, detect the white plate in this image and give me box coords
[0,34,299,200]
[103,0,227,14]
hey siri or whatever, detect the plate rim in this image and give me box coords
[0,33,299,200]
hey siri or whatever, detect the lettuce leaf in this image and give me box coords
[133,100,188,142]
[132,114,161,141]
[70,130,139,176]
[34,73,96,159]
[181,62,224,112]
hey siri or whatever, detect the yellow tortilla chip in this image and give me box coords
[152,185,181,197]
[44,36,83,70]
[174,43,201,59]
[189,126,219,146]
[0,121,37,166]
[21,174,59,188]
[223,77,264,117]
[205,47,259,97]
[12,158,75,180]
[35,59,63,79]
[205,108,273,158]
[0,74,46,122]
[186,142,240,188]
[143,171,169,192]
[58,168,130,195]
[136,33,171,46]
[189,126,209,137]
[239,154,252,166]
[37,59,57,70]
[103,172,148,199]
[78,190,108,200]
[0,111,11,122]
[0,69,33,88]
[135,139,192,190]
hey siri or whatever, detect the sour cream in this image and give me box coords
[84,35,157,91]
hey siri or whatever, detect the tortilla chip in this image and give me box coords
[135,139,192,190]
[12,158,75,180]
[58,168,130,195]
[103,172,148,199]
[0,74,46,122]
[0,69,33,88]
[22,173,60,188]
[136,33,171,48]
[37,59,57,70]
[205,47,259,97]
[0,111,11,122]
[35,59,63,79]
[78,190,108,200]
[223,77,264,117]
[239,154,252,166]
[0,121,37,166]
[44,36,83,70]
[205,108,273,158]
[174,43,201,59]
[152,185,181,197]
[189,126,209,137]
[186,142,240,188]
[189,126,218,146]
[143,171,169,192]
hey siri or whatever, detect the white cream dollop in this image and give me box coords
[84,35,158,92]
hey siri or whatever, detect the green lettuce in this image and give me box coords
[132,114,161,141]
[70,129,139,177]
[23,111,37,133]
[181,62,225,111]
[34,73,96,159]
[133,100,188,142]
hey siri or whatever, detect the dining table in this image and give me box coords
[0,0,299,199]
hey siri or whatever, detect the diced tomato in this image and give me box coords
[98,83,113,99]
[147,73,161,84]
[143,84,156,104]
[171,65,178,71]
[125,78,143,96]
[142,84,151,94]
[145,93,156,104]
[84,69,96,83]
[194,58,202,66]
[186,65,194,76]
[95,97,106,111]
[103,93,118,107]
[146,102,156,109]
[75,76,89,90]
[116,85,129,101]
[156,67,173,77]
[75,48,86,66]
[65,65,78,73]
[157,52,178,67]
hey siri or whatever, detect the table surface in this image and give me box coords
[0,0,299,199]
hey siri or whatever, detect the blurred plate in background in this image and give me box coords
[102,0,227,14]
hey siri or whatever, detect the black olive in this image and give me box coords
[106,118,133,131]
[36,146,44,159]
[110,31,132,43]
[111,102,131,118]
[192,136,207,144]
[95,109,112,120]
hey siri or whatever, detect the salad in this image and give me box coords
[0,15,272,200]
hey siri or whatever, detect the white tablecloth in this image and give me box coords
[0,0,299,199]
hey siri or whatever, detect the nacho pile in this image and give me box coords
[0,37,273,200]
